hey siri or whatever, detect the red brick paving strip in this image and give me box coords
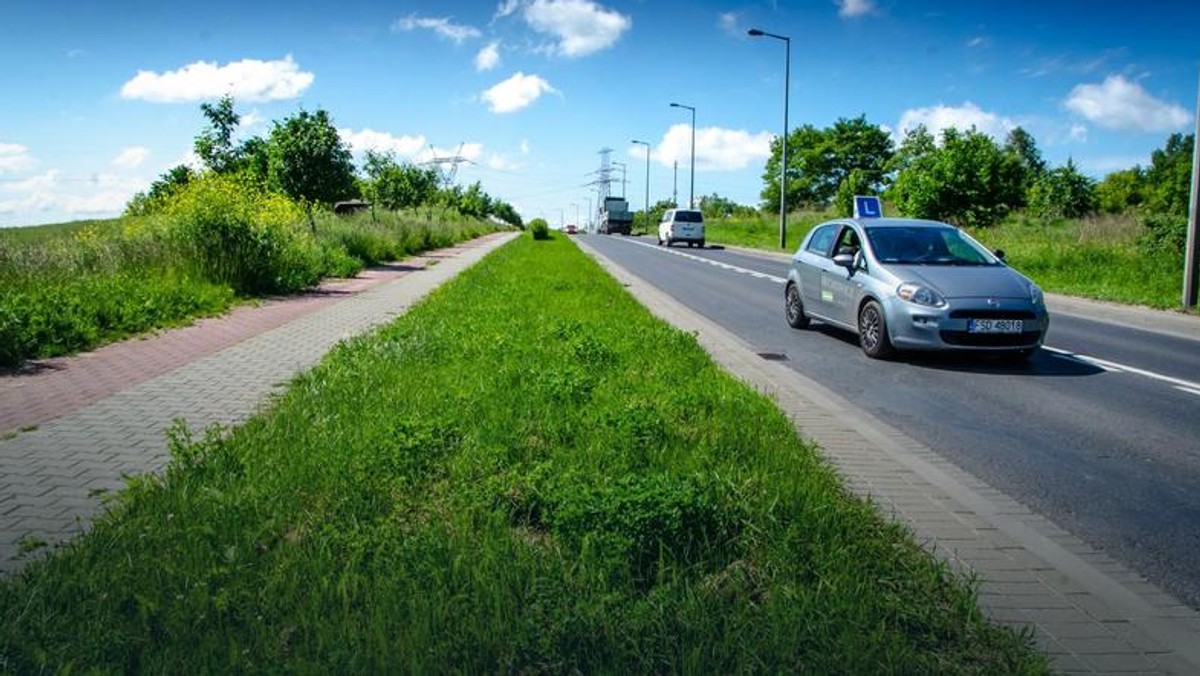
[0,236,500,437]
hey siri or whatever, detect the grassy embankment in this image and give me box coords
[0,233,1048,672]
[702,209,1187,310]
[0,204,497,368]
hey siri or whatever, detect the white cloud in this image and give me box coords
[1069,124,1088,141]
[392,14,482,44]
[494,0,521,20]
[896,102,1016,142]
[1064,75,1191,132]
[481,72,555,113]
[120,55,314,103]
[967,36,988,48]
[1,169,58,193]
[176,148,205,172]
[654,124,773,171]
[0,170,148,222]
[519,139,531,154]
[487,153,522,170]
[241,110,265,130]
[718,12,741,37]
[476,41,501,71]
[0,143,35,173]
[112,146,150,169]
[838,0,876,18]
[339,128,428,158]
[523,0,631,57]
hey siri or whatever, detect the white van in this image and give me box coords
[658,208,705,248]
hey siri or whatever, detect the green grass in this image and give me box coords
[964,213,1185,309]
[0,232,1048,673]
[703,209,836,252]
[0,209,501,367]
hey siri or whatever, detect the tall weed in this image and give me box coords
[166,174,322,295]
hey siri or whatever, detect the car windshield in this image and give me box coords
[865,226,998,266]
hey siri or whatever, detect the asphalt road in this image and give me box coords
[579,232,1200,611]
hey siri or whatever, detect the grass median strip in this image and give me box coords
[0,233,1048,673]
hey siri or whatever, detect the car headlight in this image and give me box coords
[897,282,946,308]
[1029,282,1044,305]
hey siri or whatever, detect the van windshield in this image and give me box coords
[675,210,703,222]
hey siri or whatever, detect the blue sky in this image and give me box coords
[1,0,1196,228]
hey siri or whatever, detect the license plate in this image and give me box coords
[968,319,1023,334]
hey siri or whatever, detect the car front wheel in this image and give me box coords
[858,300,894,359]
[785,283,810,329]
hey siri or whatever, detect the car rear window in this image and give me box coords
[675,210,703,223]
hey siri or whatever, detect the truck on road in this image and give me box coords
[599,196,633,235]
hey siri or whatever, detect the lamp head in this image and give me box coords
[748,28,764,36]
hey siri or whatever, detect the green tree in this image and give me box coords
[698,193,754,218]
[195,95,242,174]
[362,151,439,210]
[236,136,271,187]
[1144,133,1194,216]
[888,127,1024,228]
[760,124,825,209]
[124,164,195,216]
[760,116,893,212]
[1027,159,1096,220]
[1095,168,1145,214]
[1003,127,1047,199]
[490,199,523,228]
[459,181,492,219]
[834,168,876,218]
[888,125,937,175]
[267,109,358,229]
[1139,133,1195,251]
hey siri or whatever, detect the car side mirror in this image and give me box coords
[833,252,855,269]
[994,248,1006,261]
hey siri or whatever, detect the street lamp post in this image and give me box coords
[669,102,696,208]
[585,196,592,232]
[631,139,651,230]
[749,28,790,249]
[572,202,578,228]
[612,161,627,197]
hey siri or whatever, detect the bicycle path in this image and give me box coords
[0,231,517,573]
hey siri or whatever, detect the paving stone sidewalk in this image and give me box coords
[0,232,517,573]
[578,238,1200,676]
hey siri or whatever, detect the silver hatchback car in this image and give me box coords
[784,217,1049,359]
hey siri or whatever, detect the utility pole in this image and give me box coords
[1184,66,1200,308]
[673,161,678,207]
[632,140,651,231]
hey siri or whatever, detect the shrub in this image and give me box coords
[165,174,322,294]
[529,218,550,241]
[1139,211,1188,254]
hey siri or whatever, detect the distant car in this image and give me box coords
[784,217,1049,359]
[658,208,705,248]
[565,224,578,235]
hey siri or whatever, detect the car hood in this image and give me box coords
[892,264,1032,299]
